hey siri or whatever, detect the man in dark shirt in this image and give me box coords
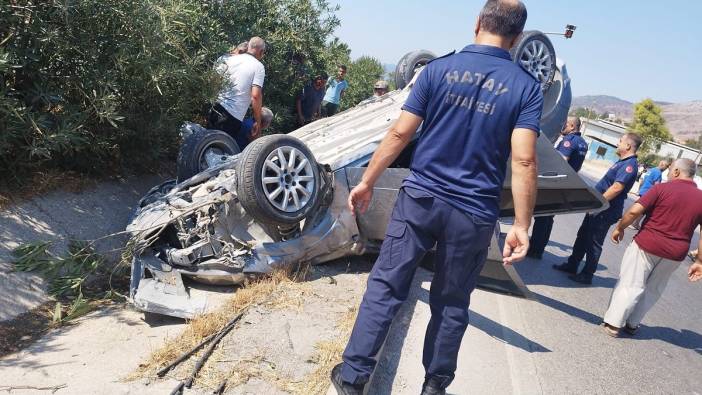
[330,2,542,394]
[554,132,642,284]
[527,116,588,259]
[295,73,328,126]
[601,158,702,337]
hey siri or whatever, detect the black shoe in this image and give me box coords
[526,250,543,260]
[552,262,577,274]
[330,363,365,395]
[421,375,451,395]
[568,273,593,285]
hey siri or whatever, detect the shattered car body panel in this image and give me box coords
[127,59,607,318]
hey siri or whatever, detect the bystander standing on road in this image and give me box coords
[553,133,642,284]
[295,73,328,126]
[601,158,702,336]
[630,159,669,229]
[527,116,588,259]
[321,65,348,117]
[209,37,267,141]
[330,1,542,394]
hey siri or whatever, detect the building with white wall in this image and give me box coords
[579,119,702,166]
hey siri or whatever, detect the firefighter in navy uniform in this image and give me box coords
[553,133,642,285]
[330,1,542,394]
[527,116,588,259]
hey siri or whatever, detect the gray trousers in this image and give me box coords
[604,241,681,328]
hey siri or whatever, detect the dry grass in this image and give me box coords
[130,266,311,382]
[285,303,360,395]
[131,263,364,395]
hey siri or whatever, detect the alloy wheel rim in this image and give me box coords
[260,146,315,213]
[519,39,553,84]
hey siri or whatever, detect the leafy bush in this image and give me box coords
[0,0,380,183]
[340,56,385,111]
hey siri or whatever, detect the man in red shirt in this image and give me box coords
[602,158,702,337]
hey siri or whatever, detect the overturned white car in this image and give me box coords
[127,31,606,318]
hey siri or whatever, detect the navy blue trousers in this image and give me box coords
[341,187,494,385]
[566,212,618,276]
[528,215,555,256]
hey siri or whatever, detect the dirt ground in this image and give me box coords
[0,258,373,395]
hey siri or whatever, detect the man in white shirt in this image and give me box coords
[208,37,266,140]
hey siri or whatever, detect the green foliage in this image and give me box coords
[569,107,608,120]
[13,240,108,325]
[0,0,347,182]
[684,135,702,150]
[13,240,105,297]
[339,56,385,111]
[629,99,672,154]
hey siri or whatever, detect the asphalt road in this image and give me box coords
[370,171,702,394]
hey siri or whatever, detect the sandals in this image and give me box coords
[601,323,619,337]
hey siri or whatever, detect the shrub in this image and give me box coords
[1,0,382,184]
[340,56,385,111]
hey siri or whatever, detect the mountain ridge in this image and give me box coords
[572,95,701,141]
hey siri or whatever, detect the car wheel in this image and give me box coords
[394,50,436,90]
[176,129,240,182]
[510,30,557,92]
[236,135,321,226]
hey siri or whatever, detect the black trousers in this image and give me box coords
[566,213,618,277]
[207,103,241,139]
[528,215,555,256]
[321,100,339,117]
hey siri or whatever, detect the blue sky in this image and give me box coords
[332,0,702,103]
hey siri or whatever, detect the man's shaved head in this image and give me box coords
[479,0,528,39]
[671,158,696,178]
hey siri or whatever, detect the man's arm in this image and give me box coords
[250,85,263,138]
[690,237,702,282]
[611,202,646,243]
[602,182,625,201]
[347,111,423,214]
[503,129,538,265]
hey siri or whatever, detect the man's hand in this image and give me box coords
[347,181,373,216]
[689,262,702,282]
[503,225,529,265]
[251,122,262,139]
[611,226,624,244]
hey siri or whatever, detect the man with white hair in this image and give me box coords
[208,37,267,140]
[602,158,702,337]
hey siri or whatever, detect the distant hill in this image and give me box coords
[572,95,702,142]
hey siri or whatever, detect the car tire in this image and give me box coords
[236,134,321,226]
[394,50,436,90]
[510,30,557,92]
[176,129,240,182]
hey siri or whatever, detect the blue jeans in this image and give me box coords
[340,187,494,385]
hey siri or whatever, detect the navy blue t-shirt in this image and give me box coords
[401,44,543,222]
[556,132,588,172]
[595,155,639,219]
[236,118,255,150]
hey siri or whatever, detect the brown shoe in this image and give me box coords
[601,322,619,337]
